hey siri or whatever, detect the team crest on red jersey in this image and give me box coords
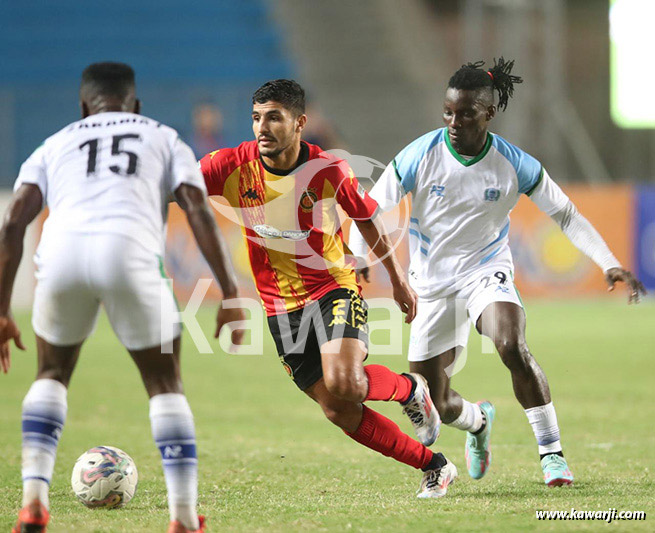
[281,359,294,379]
[299,188,318,212]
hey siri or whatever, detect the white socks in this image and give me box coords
[21,379,68,509]
[447,399,484,433]
[150,393,199,530]
[21,382,200,527]
[525,402,562,455]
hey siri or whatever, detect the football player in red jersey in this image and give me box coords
[199,79,457,498]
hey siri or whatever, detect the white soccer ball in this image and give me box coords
[71,446,138,508]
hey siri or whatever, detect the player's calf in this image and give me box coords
[318,396,365,434]
[130,340,183,398]
[150,393,200,531]
[346,404,455,493]
[431,391,462,425]
[363,364,414,403]
[21,379,68,511]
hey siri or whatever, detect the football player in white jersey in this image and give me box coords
[350,58,645,488]
[0,62,244,533]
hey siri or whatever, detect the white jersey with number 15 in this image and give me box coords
[14,112,206,256]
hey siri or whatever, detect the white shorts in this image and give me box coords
[32,233,181,350]
[407,267,523,362]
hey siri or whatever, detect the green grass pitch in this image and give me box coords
[1,299,654,532]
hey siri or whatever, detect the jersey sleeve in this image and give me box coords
[528,169,570,216]
[492,135,543,195]
[198,148,237,196]
[391,129,443,196]
[169,136,207,195]
[369,161,406,212]
[346,160,410,260]
[14,143,47,198]
[331,161,379,221]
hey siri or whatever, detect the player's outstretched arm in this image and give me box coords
[0,184,42,372]
[174,183,245,346]
[529,171,646,304]
[552,205,646,303]
[355,216,417,323]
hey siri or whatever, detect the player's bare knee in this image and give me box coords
[324,376,362,402]
[496,335,532,373]
[323,370,366,402]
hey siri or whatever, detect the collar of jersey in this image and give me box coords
[445,131,493,167]
[260,141,310,177]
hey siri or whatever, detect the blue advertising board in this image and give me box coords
[635,185,655,291]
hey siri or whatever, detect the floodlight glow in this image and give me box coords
[610,0,655,128]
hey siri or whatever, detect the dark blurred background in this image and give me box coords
[1,0,653,183]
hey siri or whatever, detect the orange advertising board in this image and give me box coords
[509,185,632,297]
[164,199,258,303]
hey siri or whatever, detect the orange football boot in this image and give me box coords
[167,515,206,533]
[12,500,49,533]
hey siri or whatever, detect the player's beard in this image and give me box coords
[259,144,283,158]
[259,138,290,159]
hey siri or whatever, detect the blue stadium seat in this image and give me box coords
[0,0,293,180]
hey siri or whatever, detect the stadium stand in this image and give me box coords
[0,0,293,182]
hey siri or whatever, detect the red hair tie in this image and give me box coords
[487,71,494,81]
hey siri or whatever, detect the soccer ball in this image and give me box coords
[71,446,138,508]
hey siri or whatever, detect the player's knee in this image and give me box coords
[323,370,366,402]
[495,334,531,373]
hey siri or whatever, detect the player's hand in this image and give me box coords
[214,300,247,352]
[392,278,418,323]
[0,314,26,374]
[605,267,647,304]
[356,266,370,284]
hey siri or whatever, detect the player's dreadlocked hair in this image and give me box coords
[447,57,522,111]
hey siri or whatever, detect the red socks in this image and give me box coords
[346,406,433,470]
[364,365,413,403]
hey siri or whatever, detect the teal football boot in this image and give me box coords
[541,454,574,487]
[465,401,495,480]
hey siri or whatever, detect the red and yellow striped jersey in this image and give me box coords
[199,140,378,315]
